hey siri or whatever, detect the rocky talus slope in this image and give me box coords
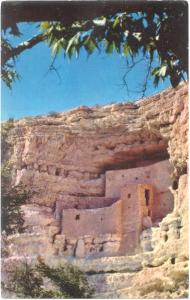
[2,83,188,298]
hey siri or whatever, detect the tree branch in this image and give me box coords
[2,33,47,65]
[2,1,187,30]
[141,58,152,98]
[122,58,145,95]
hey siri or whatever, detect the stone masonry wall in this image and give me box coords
[62,200,122,239]
[106,160,173,220]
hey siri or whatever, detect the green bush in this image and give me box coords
[1,119,29,236]
[47,111,61,118]
[2,258,94,298]
[2,261,44,298]
[1,176,29,235]
[1,118,14,161]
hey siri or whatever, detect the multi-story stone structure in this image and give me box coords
[59,160,173,258]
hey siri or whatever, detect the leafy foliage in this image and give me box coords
[2,258,94,298]
[2,261,44,298]
[1,169,29,235]
[1,7,187,90]
[1,119,29,235]
[40,9,187,88]
[1,38,20,89]
[37,257,94,298]
[1,118,14,160]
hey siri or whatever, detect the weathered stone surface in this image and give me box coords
[143,216,152,228]
[9,83,187,205]
[2,83,188,298]
[75,239,85,258]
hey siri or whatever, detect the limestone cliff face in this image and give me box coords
[3,82,188,298]
[9,83,187,200]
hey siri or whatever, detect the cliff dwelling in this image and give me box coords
[5,83,187,267]
[60,160,174,258]
[2,80,188,299]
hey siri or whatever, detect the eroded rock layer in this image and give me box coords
[3,82,188,298]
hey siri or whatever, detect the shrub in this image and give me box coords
[37,257,94,298]
[2,261,44,298]
[2,258,94,298]
[1,176,29,235]
[1,118,14,161]
[47,111,61,118]
[139,278,165,296]
[1,119,29,236]
[169,269,189,289]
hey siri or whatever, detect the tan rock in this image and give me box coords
[75,239,85,258]
[143,216,152,228]
[2,83,188,298]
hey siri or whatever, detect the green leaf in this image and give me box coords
[93,17,106,26]
[126,35,139,54]
[66,32,80,54]
[133,32,142,41]
[47,34,56,47]
[52,41,60,56]
[83,36,97,54]
[60,38,67,50]
[159,65,167,77]
[151,67,160,76]
[123,43,132,56]
[105,41,115,53]
[151,65,167,78]
[75,46,80,59]
[112,16,120,29]
[40,22,50,31]
[68,46,75,59]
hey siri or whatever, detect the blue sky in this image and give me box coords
[1,23,171,121]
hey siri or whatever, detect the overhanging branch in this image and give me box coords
[2,33,47,65]
[2,1,187,30]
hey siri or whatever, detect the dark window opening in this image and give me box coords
[75,214,80,220]
[172,180,178,190]
[21,163,27,169]
[145,189,150,206]
[99,245,104,252]
[164,235,168,242]
[171,257,175,264]
[128,193,131,198]
[108,146,115,150]
[135,177,138,180]
[148,209,151,217]
[55,168,61,176]
[63,245,67,251]
[101,217,103,221]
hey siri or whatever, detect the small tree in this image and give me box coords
[1,170,29,235]
[2,261,44,298]
[1,119,29,235]
[2,258,94,298]
[37,257,94,298]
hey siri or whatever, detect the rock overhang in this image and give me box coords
[2,83,188,299]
